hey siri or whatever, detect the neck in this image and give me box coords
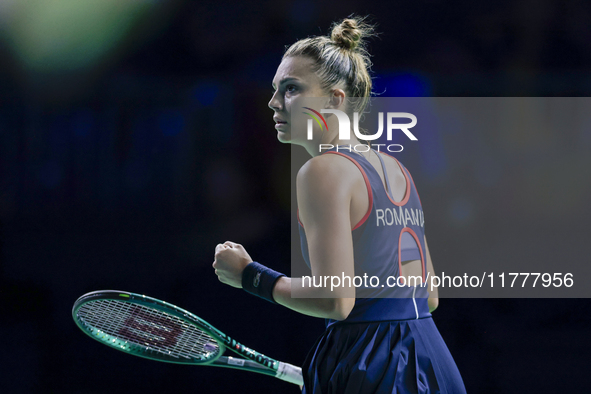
[303,132,369,158]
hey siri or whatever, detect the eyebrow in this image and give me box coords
[272,77,299,89]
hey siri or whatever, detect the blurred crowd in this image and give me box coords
[1,1,590,392]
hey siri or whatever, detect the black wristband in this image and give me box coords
[242,261,285,304]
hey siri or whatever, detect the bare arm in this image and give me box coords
[277,155,356,319]
[213,155,357,320]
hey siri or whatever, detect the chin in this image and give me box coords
[276,131,292,143]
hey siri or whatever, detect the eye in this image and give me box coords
[286,84,297,93]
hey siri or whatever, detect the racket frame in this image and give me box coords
[72,290,303,385]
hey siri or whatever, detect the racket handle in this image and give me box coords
[275,362,304,386]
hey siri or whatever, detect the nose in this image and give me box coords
[268,90,282,111]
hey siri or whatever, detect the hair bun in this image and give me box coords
[330,17,374,51]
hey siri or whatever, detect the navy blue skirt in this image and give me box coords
[302,317,466,394]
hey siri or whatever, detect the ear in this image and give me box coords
[326,88,346,110]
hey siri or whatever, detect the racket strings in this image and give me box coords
[77,299,220,361]
[79,300,217,359]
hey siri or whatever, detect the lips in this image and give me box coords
[273,116,287,124]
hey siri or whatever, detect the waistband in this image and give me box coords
[326,294,432,328]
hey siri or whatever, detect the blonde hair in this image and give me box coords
[283,16,376,116]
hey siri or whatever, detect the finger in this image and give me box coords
[215,243,228,254]
[224,241,238,248]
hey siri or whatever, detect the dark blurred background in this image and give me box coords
[1,0,590,392]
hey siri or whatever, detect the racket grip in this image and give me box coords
[275,362,304,386]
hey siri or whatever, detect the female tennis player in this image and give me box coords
[213,17,466,393]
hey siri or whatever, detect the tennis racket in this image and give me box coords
[72,290,303,386]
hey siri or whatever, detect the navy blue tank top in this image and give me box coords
[298,148,432,327]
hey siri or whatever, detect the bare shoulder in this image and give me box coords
[297,153,361,188]
[297,153,369,228]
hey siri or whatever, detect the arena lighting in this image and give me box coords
[0,0,160,73]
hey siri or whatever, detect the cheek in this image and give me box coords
[286,94,306,115]
[284,96,293,113]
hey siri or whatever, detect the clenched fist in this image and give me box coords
[212,241,253,288]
